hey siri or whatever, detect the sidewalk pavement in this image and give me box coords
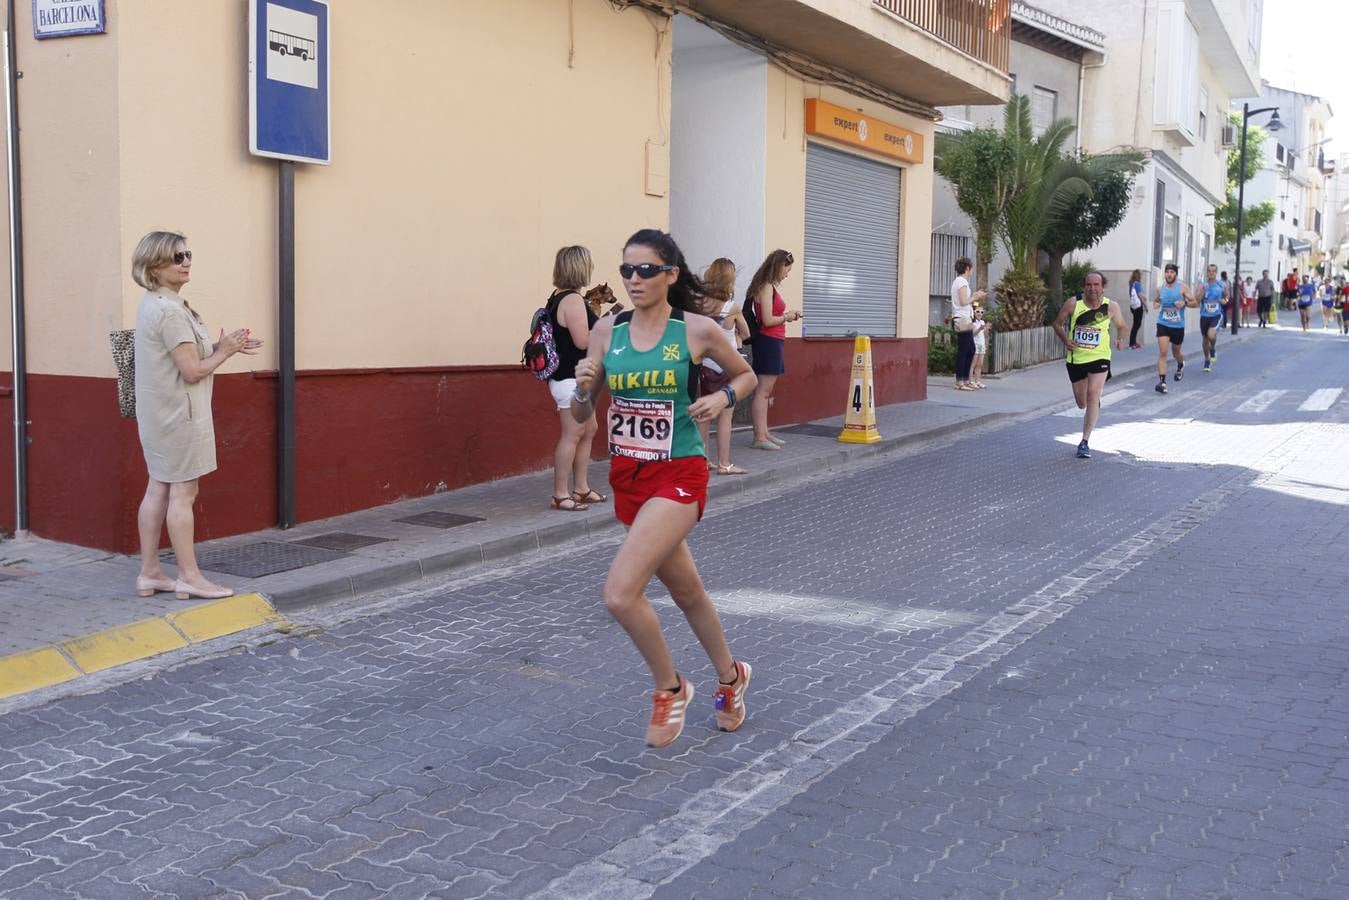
[0,328,1258,700]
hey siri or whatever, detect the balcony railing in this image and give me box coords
[874,0,1011,72]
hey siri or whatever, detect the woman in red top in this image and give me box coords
[745,250,801,451]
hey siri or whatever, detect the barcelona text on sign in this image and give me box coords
[39,2,100,27]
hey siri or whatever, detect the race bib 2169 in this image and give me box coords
[608,396,674,461]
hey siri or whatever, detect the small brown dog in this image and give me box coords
[584,283,623,318]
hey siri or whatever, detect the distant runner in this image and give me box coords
[1255,270,1275,329]
[1198,264,1225,373]
[1152,262,1195,394]
[1282,269,1299,312]
[1297,275,1316,332]
[1341,282,1349,335]
[1052,271,1126,459]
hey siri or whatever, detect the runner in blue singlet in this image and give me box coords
[1198,264,1225,372]
[1297,276,1316,332]
[1152,262,1194,394]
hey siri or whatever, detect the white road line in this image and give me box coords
[1298,388,1343,412]
[1126,389,1208,419]
[1236,390,1285,413]
[1054,388,1140,417]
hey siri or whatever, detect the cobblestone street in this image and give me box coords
[2,330,1348,898]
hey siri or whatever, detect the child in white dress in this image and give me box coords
[971,305,989,388]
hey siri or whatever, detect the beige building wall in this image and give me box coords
[8,0,672,378]
[0,3,123,379]
[763,68,935,341]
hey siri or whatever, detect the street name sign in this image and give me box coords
[248,0,330,164]
[33,0,105,39]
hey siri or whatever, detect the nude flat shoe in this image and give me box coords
[136,576,176,597]
[174,581,234,601]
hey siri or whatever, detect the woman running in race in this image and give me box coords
[1321,279,1337,330]
[571,229,758,748]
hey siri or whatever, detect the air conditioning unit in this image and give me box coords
[1221,124,1238,147]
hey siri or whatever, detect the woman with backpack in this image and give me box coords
[544,245,602,511]
[570,229,758,747]
[744,249,801,450]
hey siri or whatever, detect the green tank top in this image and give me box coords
[1066,298,1113,365]
[604,309,705,460]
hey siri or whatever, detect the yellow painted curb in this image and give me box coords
[166,593,285,643]
[0,646,81,699]
[60,617,189,675]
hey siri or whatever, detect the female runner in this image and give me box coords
[571,229,758,748]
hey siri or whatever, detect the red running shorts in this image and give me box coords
[609,455,709,526]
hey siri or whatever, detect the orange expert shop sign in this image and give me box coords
[804,99,924,165]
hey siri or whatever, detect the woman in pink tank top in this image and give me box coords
[745,250,801,450]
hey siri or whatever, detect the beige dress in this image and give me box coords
[134,289,217,482]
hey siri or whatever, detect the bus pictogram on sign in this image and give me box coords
[268,29,316,62]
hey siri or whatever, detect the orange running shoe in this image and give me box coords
[713,661,752,732]
[646,675,693,748]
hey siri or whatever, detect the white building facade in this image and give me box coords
[1033,0,1262,300]
[928,2,1104,323]
[1218,84,1334,283]
[1325,152,1349,278]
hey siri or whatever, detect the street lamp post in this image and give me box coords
[1233,103,1283,335]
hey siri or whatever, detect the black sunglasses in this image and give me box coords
[172,250,193,264]
[619,263,673,280]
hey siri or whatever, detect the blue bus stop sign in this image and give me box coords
[249,0,330,164]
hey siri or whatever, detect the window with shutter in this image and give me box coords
[1031,87,1057,137]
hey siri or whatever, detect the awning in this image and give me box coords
[1289,239,1312,254]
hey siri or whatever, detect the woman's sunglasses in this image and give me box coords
[619,263,673,280]
[172,250,193,264]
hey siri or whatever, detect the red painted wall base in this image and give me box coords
[0,337,927,552]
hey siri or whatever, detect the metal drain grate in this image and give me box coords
[777,423,841,438]
[166,541,347,578]
[290,532,393,552]
[393,511,486,530]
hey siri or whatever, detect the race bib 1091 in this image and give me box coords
[1073,326,1102,348]
[608,396,674,461]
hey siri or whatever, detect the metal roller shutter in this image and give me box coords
[803,142,900,337]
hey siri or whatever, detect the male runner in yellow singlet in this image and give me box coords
[1052,271,1126,459]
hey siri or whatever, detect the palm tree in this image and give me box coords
[999,95,1089,274]
[934,125,1015,294]
[1039,148,1148,299]
[938,95,1145,331]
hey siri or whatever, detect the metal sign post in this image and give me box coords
[248,0,329,529]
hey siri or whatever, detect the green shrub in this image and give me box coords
[928,325,956,374]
